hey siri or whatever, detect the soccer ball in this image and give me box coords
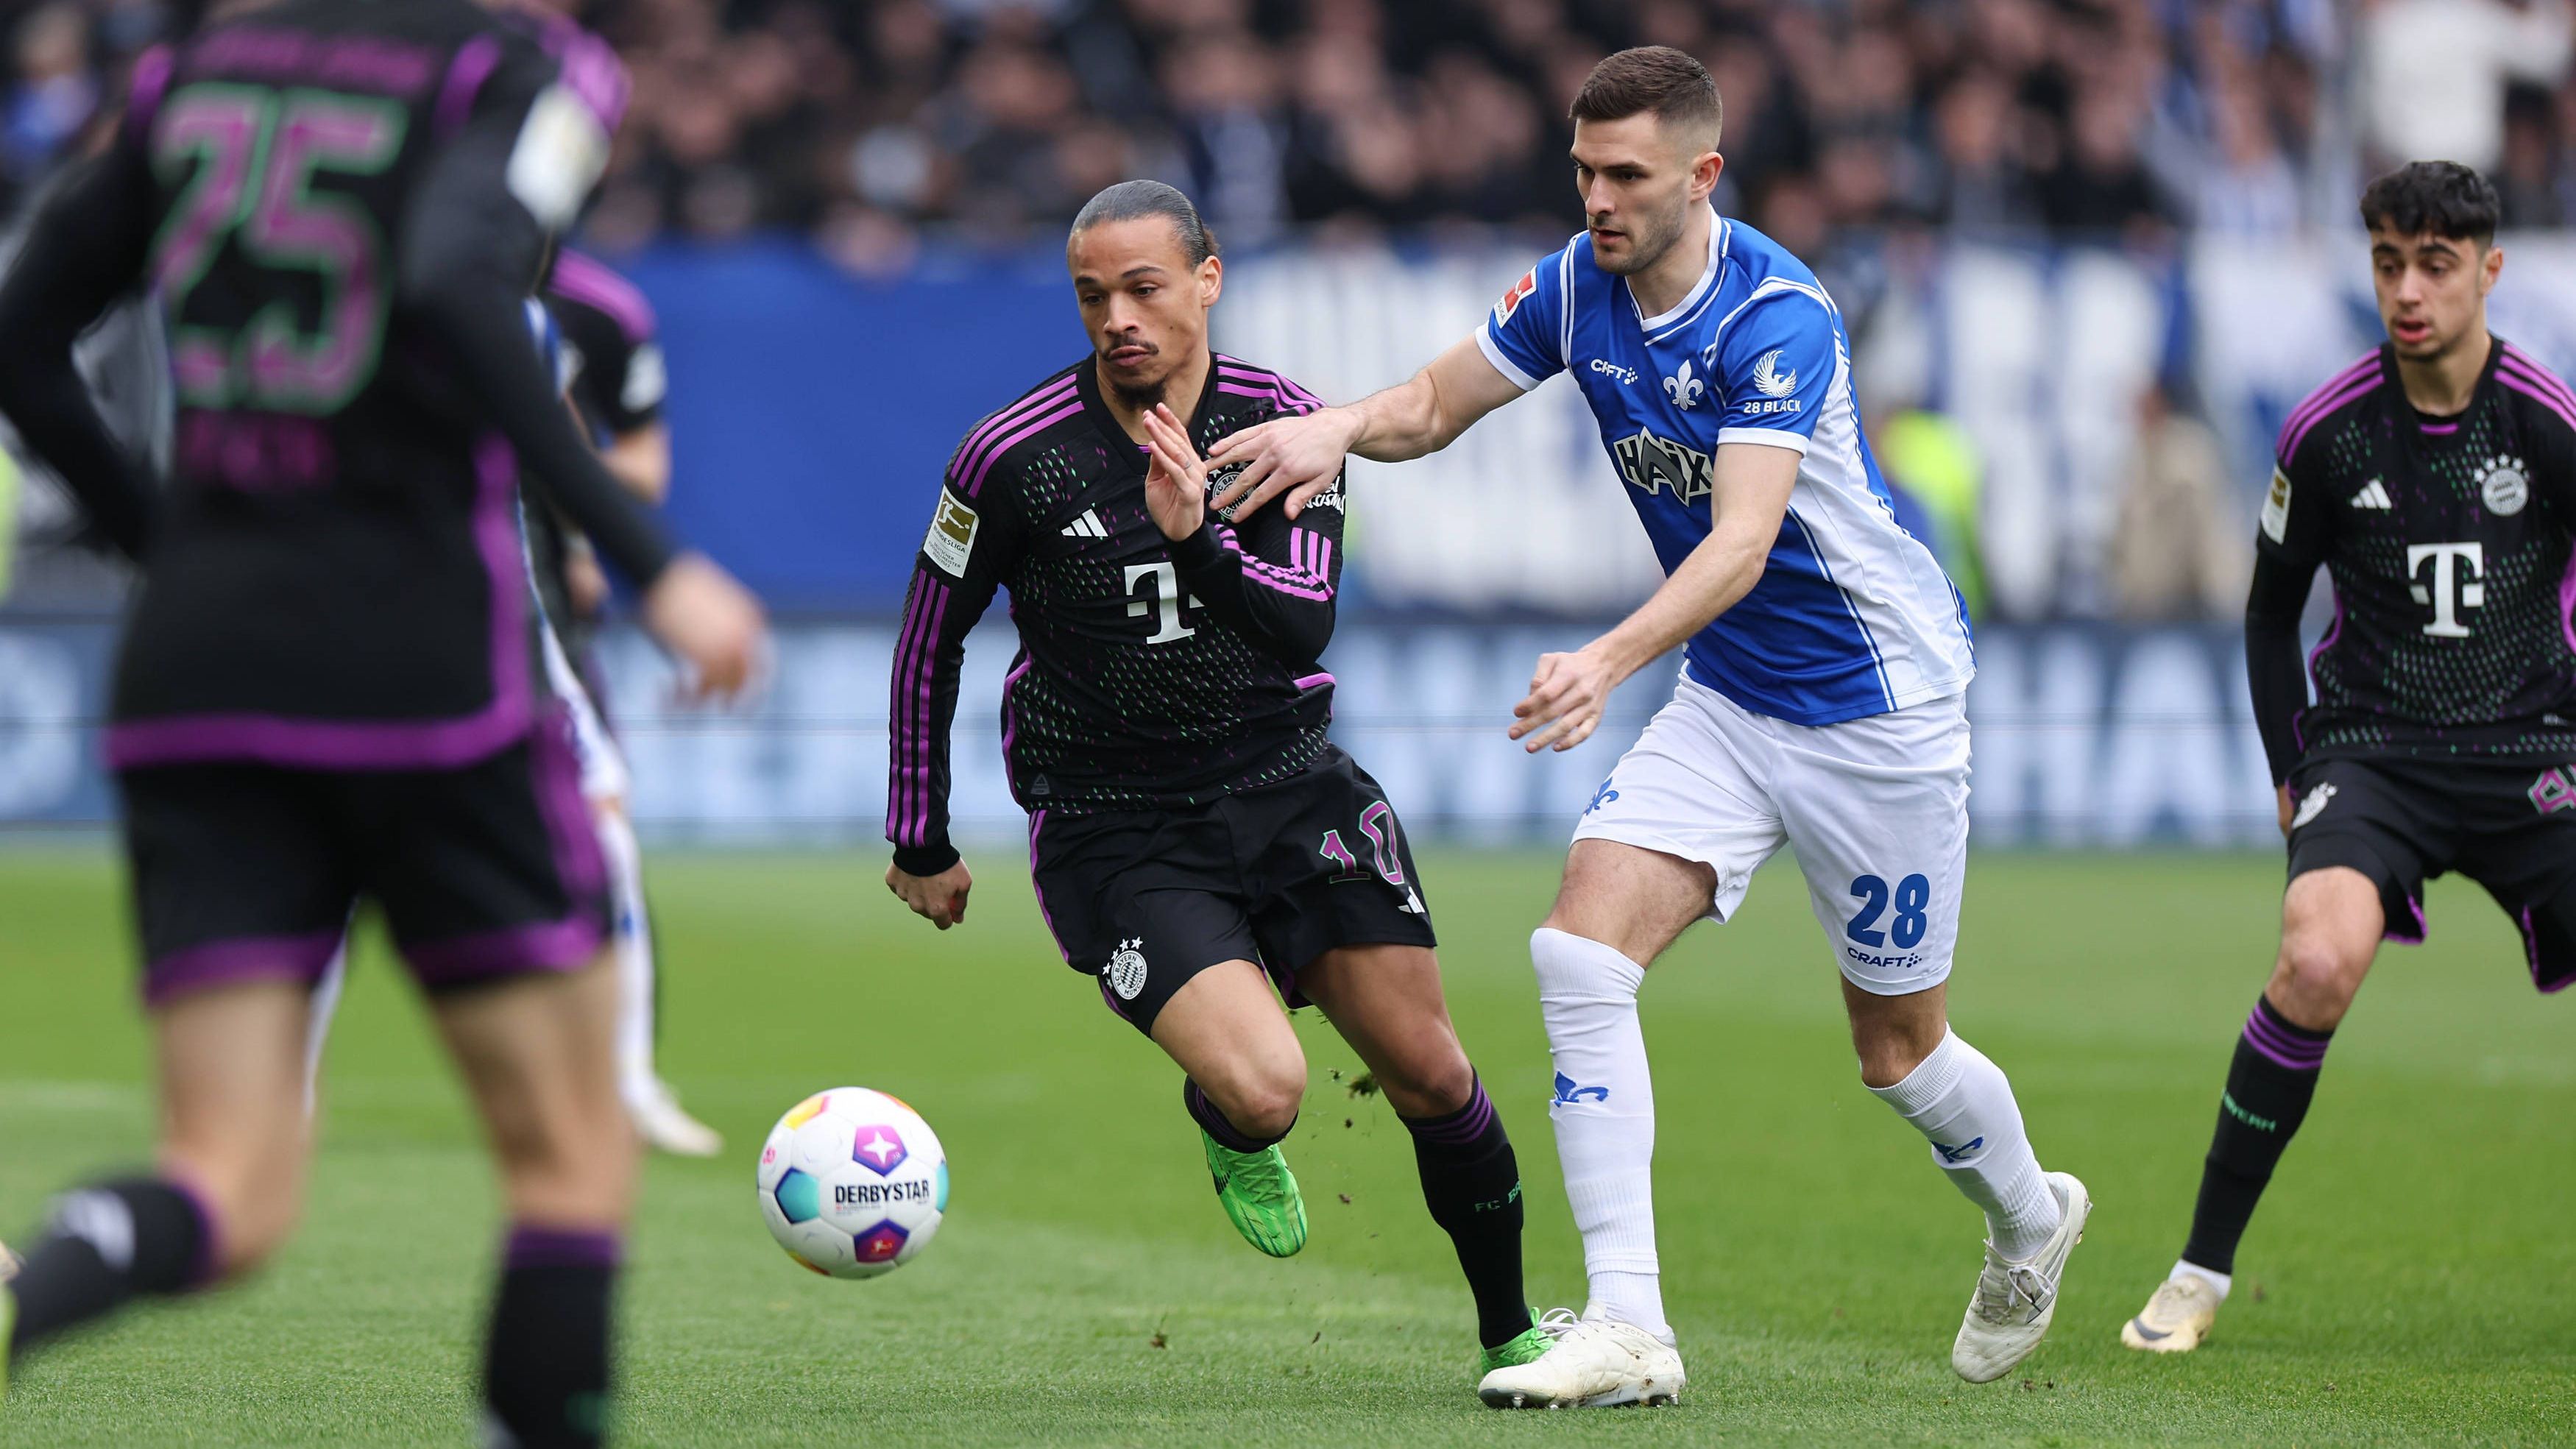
[756,1087,948,1278]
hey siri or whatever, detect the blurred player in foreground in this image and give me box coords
[1210,47,2087,1406]
[884,181,1546,1388]
[2124,163,2576,1354]
[0,4,765,1442]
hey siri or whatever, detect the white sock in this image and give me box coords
[1869,1030,2062,1261]
[594,801,659,1110]
[1530,927,1669,1342]
[2171,1259,2232,1300]
[302,940,350,1118]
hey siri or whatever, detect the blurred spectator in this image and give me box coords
[2359,0,2572,175]
[4,4,98,208]
[2195,76,2301,236]
[0,0,2566,266]
[2108,383,2249,622]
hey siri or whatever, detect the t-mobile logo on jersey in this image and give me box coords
[2407,542,2486,637]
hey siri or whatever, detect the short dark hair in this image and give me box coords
[1069,180,1218,268]
[1569,46,1722,149]
[2359,162,2502,247]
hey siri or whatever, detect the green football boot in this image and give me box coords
[1200,1131,1307,1258]
[1479,1308,1557,1376]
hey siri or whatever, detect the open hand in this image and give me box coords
[1205,408,1356,521]
[1512,647,1621,754]
[1139,403,1207,541]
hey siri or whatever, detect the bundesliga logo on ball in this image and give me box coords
[757,1088,950,1278]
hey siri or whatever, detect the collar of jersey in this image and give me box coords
[1075,350,1224,461]
[1630,205,1730,340]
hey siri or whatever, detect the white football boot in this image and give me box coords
[1477,1307,1685,1409]
[1953,1170,2091,1384]
[2120,1274,2223,1353]
[630,1079,724,1158]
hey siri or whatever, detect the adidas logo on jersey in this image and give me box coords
[2351,479,2392,509]
[1060,509,1108,539]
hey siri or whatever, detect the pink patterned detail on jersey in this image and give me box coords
[2278,363,2382,465]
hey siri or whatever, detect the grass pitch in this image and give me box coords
[1,847,2571,1446]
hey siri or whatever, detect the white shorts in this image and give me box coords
[1571,675,1970,995]
[539,622,629,804]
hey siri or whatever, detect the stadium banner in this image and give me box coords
[0,617,2275,846]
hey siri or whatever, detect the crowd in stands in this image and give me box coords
[4,0,2574,623]
[12,0,2576,266]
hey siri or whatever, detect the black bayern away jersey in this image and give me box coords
[887,355,1346,874]
[2253,338,2576,775]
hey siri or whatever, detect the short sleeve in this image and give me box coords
[1475,242,1573,392]
[1712,286,1837,453]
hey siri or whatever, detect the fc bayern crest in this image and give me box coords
[1106,938,1149,1000]
[2480,455,2529,516]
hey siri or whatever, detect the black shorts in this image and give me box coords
[2286,754,2576,992]
[1028,745,1438,1034]
[118,708,610,1009]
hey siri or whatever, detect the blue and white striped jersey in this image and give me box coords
[1479,209,1973,726]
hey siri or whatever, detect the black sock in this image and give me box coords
[1401,1073,1529,1350]
[2181,995,2332,1276]
[484,1226,619,1449]
[1183,1077,1291,1153]
[6,1176,213,1359]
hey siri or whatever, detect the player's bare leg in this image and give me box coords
[1302,945,1540,1373]
[433,952,634,1445]
[5,980,313,1389]
[2127,866,2379,1354]
[1847,977,2087,1381]
[1150,960,1310,1257]
[1479,840,1702,1408]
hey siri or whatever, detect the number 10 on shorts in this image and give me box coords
[1847,874,1932,949]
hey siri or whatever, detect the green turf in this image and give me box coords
[2,848,2571,1446]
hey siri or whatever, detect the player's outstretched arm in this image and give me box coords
[1514,442,1800,753]
[0,132,161,561]
[1208,335,1522,521]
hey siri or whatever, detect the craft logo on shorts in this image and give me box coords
[1107,938,1149,1000]
[2478,454,2529,516]
[924,493,980,576]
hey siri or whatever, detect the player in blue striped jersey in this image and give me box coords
[1211,47,2087,1404]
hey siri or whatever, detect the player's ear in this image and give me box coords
[2482,241,2504,295]
[1691,149,1724,204]
[1198,254,1223,308]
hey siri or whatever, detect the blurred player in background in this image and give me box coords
[2123,163,2576,1355]
[885,181,1549,1389]
[1211,47,2087,1406]
[0,5,765,1444]
[534,248,722,1155]
[305,245,723,1158]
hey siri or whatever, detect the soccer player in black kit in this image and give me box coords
[0,2,765,1441]
[885,181,1549,1387]
[2123,163,2576,1354]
